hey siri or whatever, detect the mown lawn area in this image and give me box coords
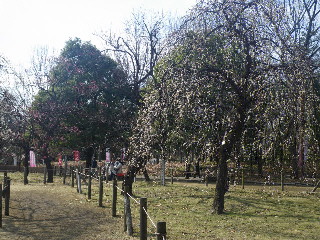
[116,180,320,240]
[5,172,320,239]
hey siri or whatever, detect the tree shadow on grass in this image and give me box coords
[0,187,130,240]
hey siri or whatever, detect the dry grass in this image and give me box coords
[0,172,136,240]
[1,172,320,240]
[128,181,320,240]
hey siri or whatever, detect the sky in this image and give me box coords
[0,0,198,69]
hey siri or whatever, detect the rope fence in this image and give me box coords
[63,166,167,240]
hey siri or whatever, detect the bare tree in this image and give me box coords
[99,10,174,105]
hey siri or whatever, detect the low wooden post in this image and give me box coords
[105,165,109,184]
[43,166,47,184]
[140,197,147,240]
[76,169,82,194]
[171,169,173,185]
[124,193,127,232]
[63,160,67,185]
[71,167,74,188]
[59,166,62,177]
[75,168,79,192]
[205,174,208,187]
[156,222,166,240]
[281,170,284,191]
[112,179,117,217]
[79,170,82,194]
[5,178,10,216]
[124,186,133,236]
[88,169,92,199]
[99,176,103,207]
[242,168,244,190]
[0,184,2,228]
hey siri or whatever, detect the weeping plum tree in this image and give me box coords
[134,0,291,214]
[252,0,320,179]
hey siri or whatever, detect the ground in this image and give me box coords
[0,176,136,240]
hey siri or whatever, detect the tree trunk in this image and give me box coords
[143,168,151,182]
[85,147,94,169]
[161,157,166,186]
[290,137,299,179]
[212,103,248,214]
[256,148,263,177]
[23,147,30,185]
[45,157,54,183]
[123,166,136,196]
[212,145,229,214]
[249,149,254,176]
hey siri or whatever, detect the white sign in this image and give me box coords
[106,149,111,163]
[30,151,36,167]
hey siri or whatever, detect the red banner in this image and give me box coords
[73,150,80,162]
[58,155,63,166]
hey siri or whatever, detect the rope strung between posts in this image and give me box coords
[113,183,159,232]
[67,171,165,239]
[126,192,139,205]
[71,168,101,182]
[142,206,157,228]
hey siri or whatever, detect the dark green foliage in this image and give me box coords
[32,38,134,158]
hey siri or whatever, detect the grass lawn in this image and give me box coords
[116,180,320,240]
[4,172,320,239]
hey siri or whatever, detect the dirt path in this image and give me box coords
[0,180,136,240]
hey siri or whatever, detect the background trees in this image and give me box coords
[1,0,320,215]
[31,38,134,169]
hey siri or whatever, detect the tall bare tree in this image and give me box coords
[99,10,173,105]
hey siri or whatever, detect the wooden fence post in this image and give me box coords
[171,169,173,185]
[140,197,147,240]
[124,186,133,236]
[112,179,117,217]
[105,165,109,184]
[43,166,47,184]
[281,170,284,191]
[0,184,2,228]
[71,167,74,188]
[242,168,244,190]
[124,193,127,232]
[79,170,82,194]
[205,174,208,187]
[59,166,62,177]
[63,160,67,185]
[5,178,10,216]
[76,169,82,194]
[156,222,166,240]
[88,169,92,199]
[99,176,103,207]
[75,168,79,192]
